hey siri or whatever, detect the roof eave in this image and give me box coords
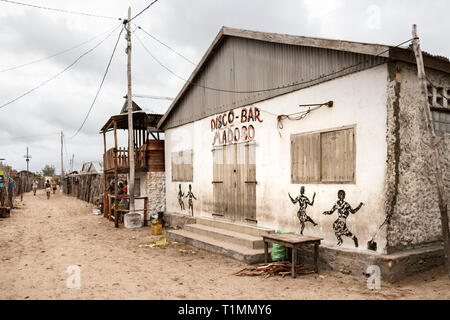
[157,26,450,129]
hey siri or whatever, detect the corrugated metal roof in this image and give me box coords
[158,26,450,130]
[120,97,171,115]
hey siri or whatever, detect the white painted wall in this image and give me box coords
[164,65,390,253]
[127,172,146,212]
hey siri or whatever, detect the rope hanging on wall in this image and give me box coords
[277,101,333,136]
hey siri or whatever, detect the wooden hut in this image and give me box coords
[100,99,165,227]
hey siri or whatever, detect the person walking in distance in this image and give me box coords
[323,190,363,247]
[45,180,51,200]
[32,179,38,196]
[51,180,57,195]
[184,184,197,216]
[289,186,318,235]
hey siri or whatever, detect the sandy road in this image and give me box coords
[0,191,449,300]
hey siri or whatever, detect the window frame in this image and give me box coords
[171,149,194,182]
[290,125,356,185]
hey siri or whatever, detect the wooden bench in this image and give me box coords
[262,233,323,278]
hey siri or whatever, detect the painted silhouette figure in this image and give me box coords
[177,184,185,211]
[289,186,318,235]
[185,184,197,216]
[323,190,363,247]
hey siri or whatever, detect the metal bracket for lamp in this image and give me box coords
[298,100,333,108]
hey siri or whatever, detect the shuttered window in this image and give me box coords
[171,149,193,182]
[291,133,321,183]
[291,127,355,184]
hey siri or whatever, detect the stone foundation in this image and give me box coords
[163,211,445,282]
[163,211,196,229]
[296,243,445,283]
[145,171,166,218]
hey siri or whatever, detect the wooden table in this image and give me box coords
[262,233,323,278]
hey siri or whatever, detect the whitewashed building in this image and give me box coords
[158,27,450,281]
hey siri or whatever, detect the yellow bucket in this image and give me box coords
[151,219,163,235]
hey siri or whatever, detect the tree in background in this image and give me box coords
[42,165,56,177]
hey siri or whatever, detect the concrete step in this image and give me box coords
[165,229,269,265]
[184,223,265,249]
[195,217,274,237]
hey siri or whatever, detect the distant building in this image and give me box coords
[81,161,103,175]
[100,98,166,226]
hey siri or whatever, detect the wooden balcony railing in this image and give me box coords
[103,144,148,173]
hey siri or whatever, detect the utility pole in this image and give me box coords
[412,24,450,280]
[23,147,32,199]
[60,131,64,180]
[126,7,135,213]
[70,154,74,172]
[24,147,32,173]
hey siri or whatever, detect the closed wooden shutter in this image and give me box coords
[291,133,321,183]
[212,147,224,215]
[244,143,256,221]
[171,150,194,182]
[212,143,257,222]
[321,128,354,183]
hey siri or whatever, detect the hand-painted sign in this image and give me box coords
[211,106,263,146]
[0,170,4,187]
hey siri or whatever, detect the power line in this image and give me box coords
[135,32,190,82]
[130,0,159,22]
[70,26,125,139]
[136,24,196,65]
[0,0,121,20]
[136,33,416,94]
[0,24,122,110]
[0,25,118,73]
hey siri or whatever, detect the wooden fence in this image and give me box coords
[64,173,103,205]
[0,164,44,208]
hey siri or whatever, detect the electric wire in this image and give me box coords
[276,105,325,136]
[70,26,125,139]
[0,25,118,73]
[130,0,159,22]
[136,35,416,94]
[135,24,196,65]
[0,24,122,110]
[135,32,190,82]
[0,0,121,20]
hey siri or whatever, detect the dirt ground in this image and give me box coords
[0,191,449,300]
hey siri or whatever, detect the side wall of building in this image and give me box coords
[165,65,391,254]
[134,171,166,220]
[385,62,450,253]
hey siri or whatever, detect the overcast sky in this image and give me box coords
[0,0,448,173]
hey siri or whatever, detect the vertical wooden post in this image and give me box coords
[126,7,136,213]
[314,243,319,274]
[60,132,64,181]
[144,197,148,226]
[292,245,297,279]
[103,131,108,218]
[412,24,450,280]
[264,239,269,263]
[113,120,119,228]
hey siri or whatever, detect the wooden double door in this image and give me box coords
[212,143,257,222]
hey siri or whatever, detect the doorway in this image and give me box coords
[212,143,256,223]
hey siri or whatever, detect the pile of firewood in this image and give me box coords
[233,262,315,278]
